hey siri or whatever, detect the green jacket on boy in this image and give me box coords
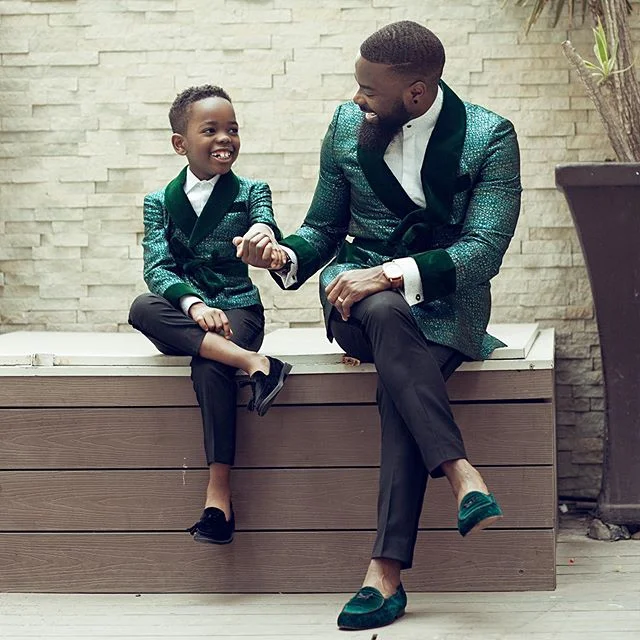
[143,167,281,311]
[277,82,522,361]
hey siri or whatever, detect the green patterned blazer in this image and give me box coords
[277,82,522,360]
[142,167,281,310]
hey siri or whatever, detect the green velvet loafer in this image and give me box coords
[337,584,407,631]
[458,491,503,537]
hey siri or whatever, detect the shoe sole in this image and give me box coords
[256,362,292,417]
[466,514,503,536]
[192,532,233,545]
[338,609,405,631]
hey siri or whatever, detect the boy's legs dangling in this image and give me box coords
[128,292,264,522]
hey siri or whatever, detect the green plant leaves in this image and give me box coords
[582,17,634,84]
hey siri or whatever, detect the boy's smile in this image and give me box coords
[171,96,240,180]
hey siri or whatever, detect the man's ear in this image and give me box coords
[171,133,187,156]
[409,81,427,103]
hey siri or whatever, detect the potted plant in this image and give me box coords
[508,0,640,530]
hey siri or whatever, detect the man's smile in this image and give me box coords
[360,106,379,121]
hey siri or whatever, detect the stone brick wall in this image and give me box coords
[2,0,634,498]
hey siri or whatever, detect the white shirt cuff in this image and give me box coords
[273,246,298,288]
[393,257,424,306]
[180,295,203,316]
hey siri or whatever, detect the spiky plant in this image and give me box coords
[506,0,632,33]
[507,0,640,161]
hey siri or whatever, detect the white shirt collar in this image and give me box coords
[402,85,443,138]
[184,166,220,194]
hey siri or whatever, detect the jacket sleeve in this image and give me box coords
[141,192,199,307]
[248,181,282,241]
[411,118,522,302]
[276,106,351,288]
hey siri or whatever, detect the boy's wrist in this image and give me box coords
[187,300,205,318]
[180,295,204,317]
[249,222,275,239]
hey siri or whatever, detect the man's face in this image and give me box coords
[172,97,240,180]
[353,54,412,131]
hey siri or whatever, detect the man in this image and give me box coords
[233,20,521,631]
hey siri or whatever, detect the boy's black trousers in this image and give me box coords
[128,293,264,466]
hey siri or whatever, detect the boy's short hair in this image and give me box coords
[169,85,232,135]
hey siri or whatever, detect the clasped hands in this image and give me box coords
[232,223,288,270]
[233,225,392,322]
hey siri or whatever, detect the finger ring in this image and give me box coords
[337,297,345,303]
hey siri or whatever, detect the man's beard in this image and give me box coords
[357,101,411,153]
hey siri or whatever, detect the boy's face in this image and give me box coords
[171,97,240,180]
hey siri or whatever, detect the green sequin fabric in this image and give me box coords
[281,84,522,361]
[142,169,280,310]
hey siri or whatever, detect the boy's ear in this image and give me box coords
[171,133,187,156]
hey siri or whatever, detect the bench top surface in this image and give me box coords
[0,324,553,376]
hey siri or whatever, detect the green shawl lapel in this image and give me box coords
[164,167,241,248]
[357,81,467,252]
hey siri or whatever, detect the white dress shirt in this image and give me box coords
[280,86,444,307]
[184,167,220,216]
[179,168,221,315]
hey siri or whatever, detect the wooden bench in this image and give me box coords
[0,325,556,593]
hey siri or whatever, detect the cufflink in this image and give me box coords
[416,294,421,301]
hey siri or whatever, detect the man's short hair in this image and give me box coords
[169,85,232,135]
[360,21,445,83]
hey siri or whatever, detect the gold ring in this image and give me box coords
[337,297,345,303]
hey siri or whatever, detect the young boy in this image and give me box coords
[128,85,291,545]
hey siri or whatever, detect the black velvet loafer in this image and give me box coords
[249,356,292,417]
[337,584,407,631]
[457,491,503,537]
[186,506,234,545]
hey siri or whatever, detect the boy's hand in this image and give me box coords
[232,223,279,269]
[188,302,233,338]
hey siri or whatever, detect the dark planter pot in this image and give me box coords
[556,163,640,526]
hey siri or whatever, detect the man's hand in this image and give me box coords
[233,223,281,269]
[189,302,233,338]
[325,266,391,321]
[268,244,288,270]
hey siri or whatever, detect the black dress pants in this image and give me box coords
[329,290,466,569]
[128,293,264,466]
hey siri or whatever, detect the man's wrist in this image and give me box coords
[382,262,404,289]
[271,251,292,273]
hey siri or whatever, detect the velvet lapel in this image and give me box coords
[357,144,417,218]
[190,171,240,247]
[419,80,467,225]
[356,80,467,226]
[164,167,241,248]
[164,166,197,239]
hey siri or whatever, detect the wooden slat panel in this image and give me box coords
[447,369,554,401]
[0,403,554,469]
[0,376,198,408]
[0,467,554,531]
[457,402,554,464]
[0,369,554,408]
[0,530,555,592]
